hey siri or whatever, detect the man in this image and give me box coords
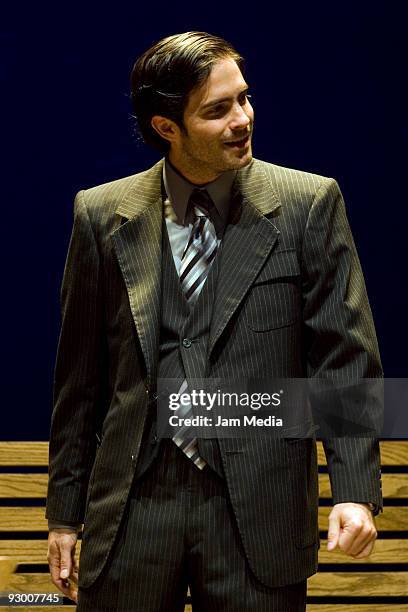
[46,32,383,611]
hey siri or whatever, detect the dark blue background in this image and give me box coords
[1,2,406,439]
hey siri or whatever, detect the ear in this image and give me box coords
[151,115,180,145]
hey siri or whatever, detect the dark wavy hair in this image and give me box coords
[130,31,244,153]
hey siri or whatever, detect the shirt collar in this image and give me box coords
[163,157,236,226]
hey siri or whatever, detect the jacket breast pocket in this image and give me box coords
[244,249,301,331]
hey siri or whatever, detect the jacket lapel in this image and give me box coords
[208,159,282,356]
[111,159,164,386]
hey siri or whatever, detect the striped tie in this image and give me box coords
[172,189,219,469]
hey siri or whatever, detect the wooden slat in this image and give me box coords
[0,507,48,531]
[0,443,49,466]
[0,556,17,592]
[306,606,408,611]
[1,441,407,467]
[0,506,406,533]
[375,441,408,466]
[2,539,407,565]
[0,607,407,612]
[318,539,408,563]
[0,475,48,498]
[317,441,408,466]
[308,572,408,596]
[6,572,58,592]
[4,572,408,598]
[0,541,49,563]
[1,473,407,499]
[319,474,408,498]
[0,541,80,564]
[0,609,75,612]
[0,604,406,612]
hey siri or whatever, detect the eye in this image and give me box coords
[207,104,227,118]
[240,93,252,105]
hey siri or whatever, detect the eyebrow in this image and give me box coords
[200,86,249,111]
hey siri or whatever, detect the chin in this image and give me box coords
[212,151,253,175]
[233,150,253,168]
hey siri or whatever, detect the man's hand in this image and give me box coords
[47,529,79,603]
[327,502,377,558]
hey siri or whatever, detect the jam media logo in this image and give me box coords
[214,413,284,427]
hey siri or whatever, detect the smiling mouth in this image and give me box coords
[224,134,250,148]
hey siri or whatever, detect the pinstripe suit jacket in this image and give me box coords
[46,157,383,589]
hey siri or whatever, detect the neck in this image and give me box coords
[168,151,221,186]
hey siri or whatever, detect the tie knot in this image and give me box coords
[188,188,217,218]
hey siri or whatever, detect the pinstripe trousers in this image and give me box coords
[77,439,307,611]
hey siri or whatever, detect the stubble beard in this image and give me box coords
[179,138,253,182]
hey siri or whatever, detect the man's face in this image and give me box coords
[171,57,254,183]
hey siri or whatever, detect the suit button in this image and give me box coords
[182,338,192,348]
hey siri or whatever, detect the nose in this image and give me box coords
[229,102,251,131]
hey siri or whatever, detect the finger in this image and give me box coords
[63,580,78,603]
[70,552,79,585]
[70,565,79,586]
[48,543,64,586]
[68,554,79,596]
[59,539,73,580]
[53,575,78,603]
[66,583,78,603]
[338,518,364,554]
[327,513,340,551]
[51,576,75,600]
[348,525,377,556]
[351,538,376,559]
[350,530,377,558]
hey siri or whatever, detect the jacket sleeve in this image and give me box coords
[46,190,109,523]
[301,178,383,514]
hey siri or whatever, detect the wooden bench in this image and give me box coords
[0,441,407,611]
